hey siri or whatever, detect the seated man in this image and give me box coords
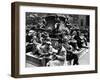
[67,35,79,51]
[39,41,58,66]
[74,31,83,49]
[80,33,88,48]
[66,46,79,65]
[63,36,78,65]
[26,30,36,53]
[56,45,66,62]
[63,35,79,65]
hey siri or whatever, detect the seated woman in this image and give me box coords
[46,54,61,66]
[46,43,66,66]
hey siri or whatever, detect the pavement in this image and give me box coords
[79,48,89,65]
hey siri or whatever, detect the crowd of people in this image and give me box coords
[26,14,88,67]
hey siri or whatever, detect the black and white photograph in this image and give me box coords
[11,2,97,77]
[25,12,90,67]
